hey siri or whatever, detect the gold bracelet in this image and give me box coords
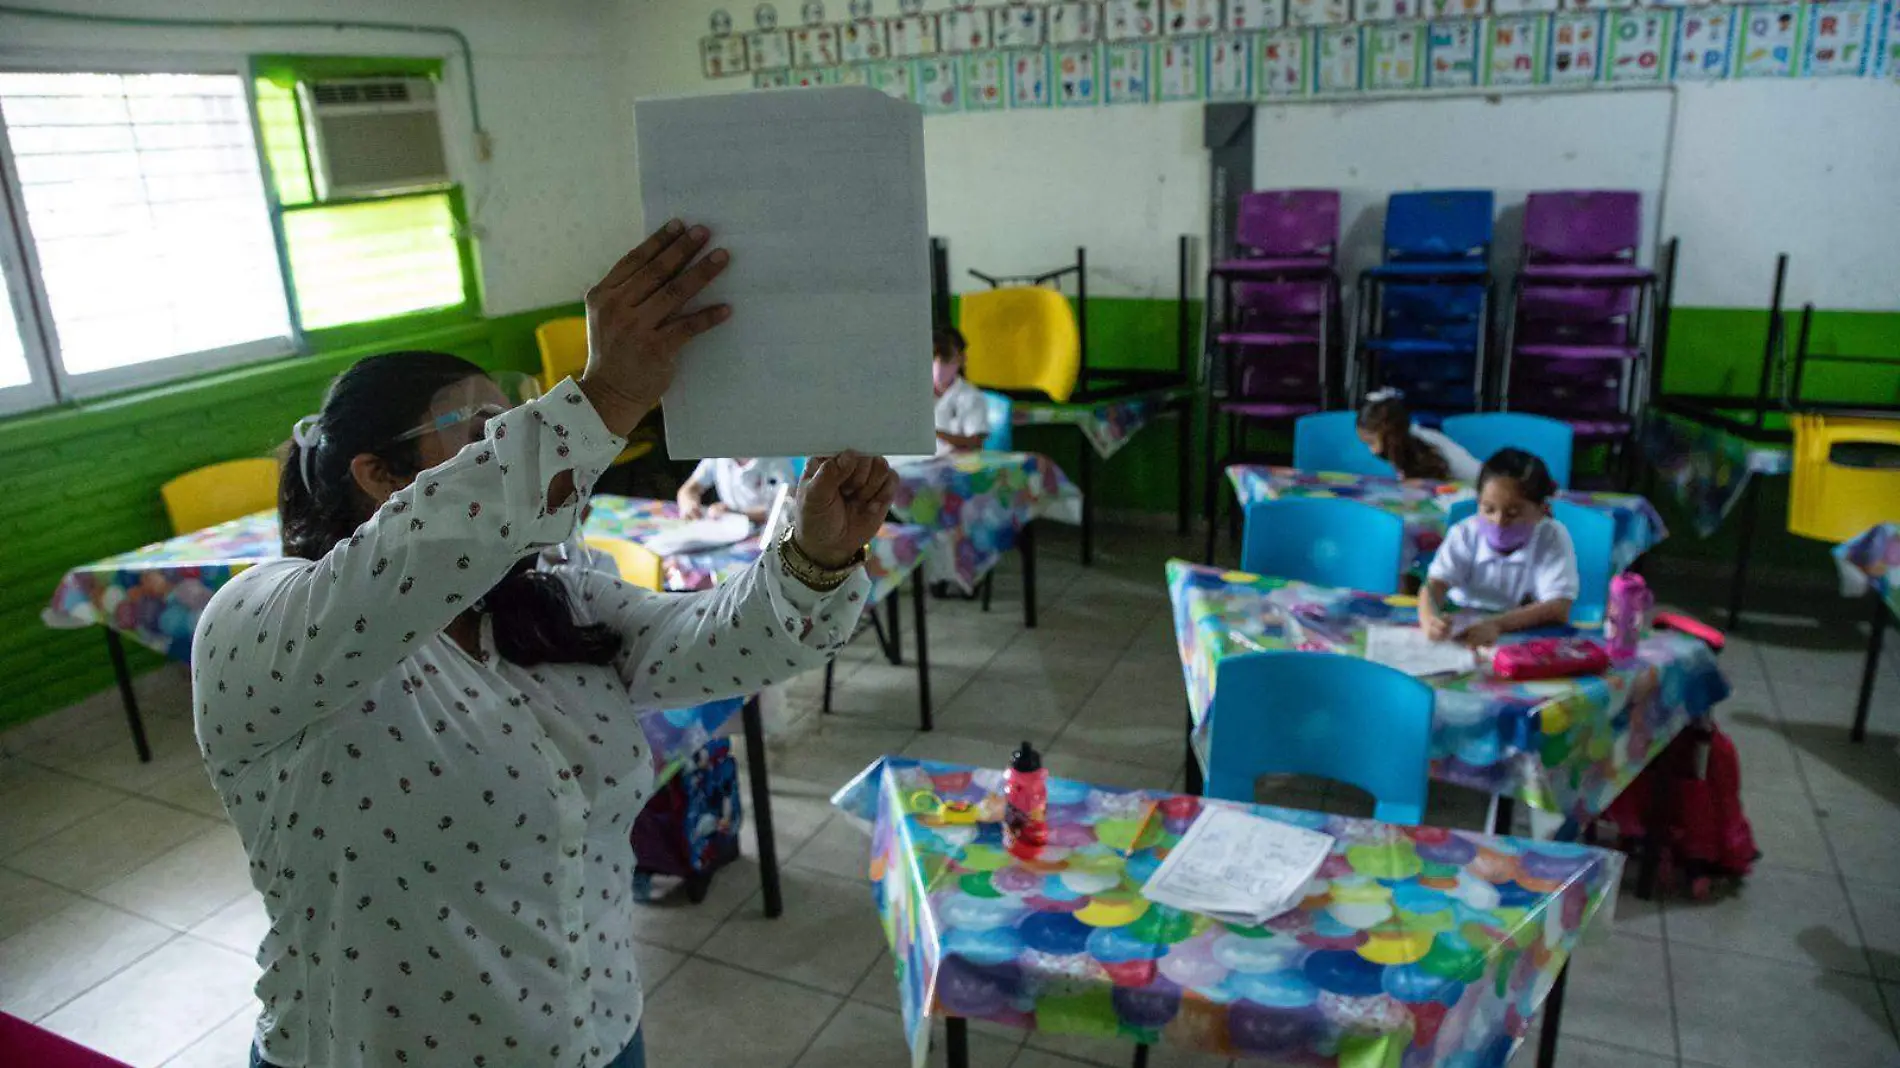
[776,526,865,593]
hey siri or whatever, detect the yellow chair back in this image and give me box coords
[161,458,281,535]
[535,316,589,393]
[959,286,1082,403]
[586,536,665,591]
[1789,413,1900,543]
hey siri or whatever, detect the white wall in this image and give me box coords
[1,0,630,317]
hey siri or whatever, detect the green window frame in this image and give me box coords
[250,55,481,344]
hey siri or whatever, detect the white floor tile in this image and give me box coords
[1845,879,1900,983]
[1557,933,1677,1057]
[1671,944,1900,1068]
[162,1006,259,1068]
[639,958,840,1068]
[1665,865,1870,975]
[93,825,254,929]
[794,1001,1022,1068]
[1818,803,1900,889]
[188,892,270,957]
[0,900,172,1020]
[5,796,218,894]
[0,866,83,943]
[0,764,123,859]
[37,936,257,1067]
[700,868,887,995]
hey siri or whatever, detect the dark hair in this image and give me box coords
[280,350,621,668]
[933,326,966,356]
[1356,391,1451,481]
[1476,447,1558,504]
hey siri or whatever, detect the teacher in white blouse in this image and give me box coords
[192,220,897,1068]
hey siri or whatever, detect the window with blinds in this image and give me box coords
[0,276,28,390]
[0,72,292,387]
[283,192,468,330]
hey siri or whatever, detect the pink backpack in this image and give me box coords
[1600,722,1759,899]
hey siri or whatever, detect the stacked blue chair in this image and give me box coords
[1291,411,1396,478]
[1354,191,1495,422]
[1240,497,1407,596]
[1441,412,1575,489]
[981,391,1014,451]
[1204,651,1434,825]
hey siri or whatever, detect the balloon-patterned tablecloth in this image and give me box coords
[1167,561,1730,830]
[1227,466,1668,576]
[890,452,1082,591]
[834,757,1622,1068]
[1837,523,1900,617]
[1011,387,1193,460]
[579,496,935,605]
[1640,411,1793,538]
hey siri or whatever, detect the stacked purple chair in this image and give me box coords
[1201,189,1343,559]
[1500,191,1658,454]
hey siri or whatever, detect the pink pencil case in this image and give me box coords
[1491,637,1611,680]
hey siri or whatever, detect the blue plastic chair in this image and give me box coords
[1241,497,1406,595]
[1440,413,1574,488]
[1291,412,1395,478]
[981,391,1014,451]
[1205,651,1434,825]
[1553,500,1615,625]
[1445,497,1477,529]
[1381,190,1495,263]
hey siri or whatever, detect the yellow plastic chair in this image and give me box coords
[1789,413,1900,543]
[161,459,281,535]
[536,316,652,465]
[585,535,665,592]
[958,286,1082,403]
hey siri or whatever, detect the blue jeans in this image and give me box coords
[252,1029,644,1067]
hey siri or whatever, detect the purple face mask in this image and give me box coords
[1478,516,1535,554]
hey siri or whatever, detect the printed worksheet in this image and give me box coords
[1142,804,1335,924]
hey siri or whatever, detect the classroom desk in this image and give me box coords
[1010,384,1197,566]
[1224,465,1669,576]
[834,757,1622,1068]
[1166,560,1730,838]
[1836,523,1898,743]
[889,451,1082,628]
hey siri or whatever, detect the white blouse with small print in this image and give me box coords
[192,378,868,1068]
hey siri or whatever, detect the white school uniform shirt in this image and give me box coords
[192,379,867,1068]
[1427,515,1580,612]
[1411,425,1483,483]
[934,376,991,454]
[685,456,795,515]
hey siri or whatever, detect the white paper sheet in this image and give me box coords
[1365,622,1478,677]
[634,87,937,460]
[1140,804,1334,925]
[642,513,754,556]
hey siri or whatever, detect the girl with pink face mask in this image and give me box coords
[931,326,991,455]
[1420,447,1579,648]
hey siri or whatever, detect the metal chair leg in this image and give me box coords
[913,574,933,732]
[105,630,153,764]
[1852,595,1888,743]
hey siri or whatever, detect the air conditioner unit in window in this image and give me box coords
[300,77,450,200]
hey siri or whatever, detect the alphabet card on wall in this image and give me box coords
[1056,43,1102,103]
[1355,0,1421,24]
[748,29,794,69]
[1366,23,1425,87]
[831,64,869,85]
[995,5,1048,49]
[1424,0,1485,17]
[1207,32,1254,97]
[754,68,792,87]
[915,56,962,112]
[1606,8,1673,82]
[1165,0,1223,35]
[1550,11,1603,82]
[1256,29,1309,93]
[942,8,993,51]
[1289,0,1354,26]
[871,59,915,97]
[1736,3,1801,77]
[1491,0,1559,14]
[791,68,832,87]
[1229,0,1287,31]
[962,52,1007,107]
[1051,2,1103,44]
[1883,0,1900,76]
[1673,6,1735,79]
[1317,26,1365,90]
[888,13,939,56]
[1485,14,1546,84]
[1560,0,1638,11]
[1011,49,1053,105]
[842,19,888,62]
[1106,0,1163,39]
[1427,19,1480,86]
[701,36,750,77]
[1106,40,1154,100]
[1158,36,1205,98]
[1803,1,1872,75]
[792,24,842,66]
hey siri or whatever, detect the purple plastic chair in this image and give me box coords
[1215,190,1339,277]
[1520,191,1652,283]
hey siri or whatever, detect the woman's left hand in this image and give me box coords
[796,452,900,569]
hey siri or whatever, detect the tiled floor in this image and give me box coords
[2,522,1897,1067]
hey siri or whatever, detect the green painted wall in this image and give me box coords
[0,302,578,731]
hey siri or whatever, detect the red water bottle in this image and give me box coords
[1004,741,1048,858]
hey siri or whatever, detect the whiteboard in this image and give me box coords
[1251,91,1675,287]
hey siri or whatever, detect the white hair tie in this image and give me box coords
[1366,387,1406,403]
[291,414,324,490]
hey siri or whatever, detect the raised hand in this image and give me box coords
[579,220,731,437]
[795,452,900,569]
